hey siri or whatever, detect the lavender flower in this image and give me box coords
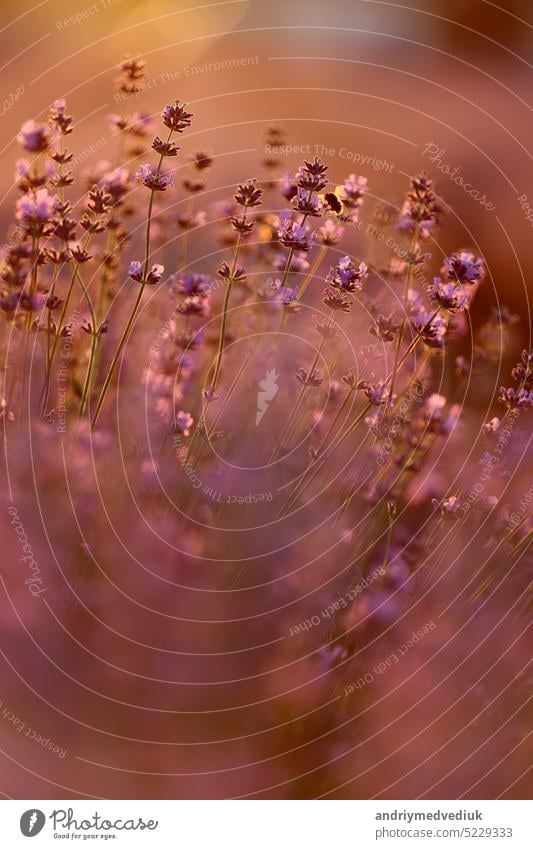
[511,349,533,390]
[278,219,315,252]
[292,188,324,217]
[136,164,173,192]
[398,171,440,236]
[152,136,181,157]
[16,188,57,226]
[443,251,485,284]
[369,314,401,342]
[430,278,470,312]
[362,381,394,406]
[327,256,368,293]
[296,367,323,387]
[319,218,344,245]
[339,174,367,220]
[234,179,263,208]
[498,386,533,410]
[17,120,52,153]
[162,101,193,133]
[129,261,164,284]
[322,287,352,313]
[176,273,211,297]
[432,495,461,519]
[174,411,194,436]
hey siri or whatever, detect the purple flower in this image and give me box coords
[430,278,470,312]
[443,251,485,284]
[339,174,368,217]
[234,179,263,208]
[278,219,316,252]
[363,381,393,406]
[327,256,368,292]
[280,172,297,201]
[175,410,194,436]
[432,495,461,519]
[102,166,129,200]
[162,101,193,134]
[136,164,173,192]
[292,188,324,217]
[146,264,164,284]
[17,120,52,153]
[177,273,211,296]
[319,219,344,245]
[412,311,448,348]
[16,188,57,225]
[129,261,164,284]
[128,260,143,282]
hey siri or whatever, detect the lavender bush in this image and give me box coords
[1,58,531,799]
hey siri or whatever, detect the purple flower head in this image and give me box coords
[443,251,485,285]
[292,188,325,217]
[128,260,143,282]
[327,256,368,293]
[430,278,470,312]
[279,172,297,201]
[136,164,173,192]
[296,159,328,192]
[363,381,393,406]
[269,279,298,306]
[398,171,440,236]
[498,386,533,411]
[319,218,344,245]
[162,101,193,134]
[102,166,129,200]
[129,262,164,284]
[174,411,194,436]
[16,188,58,225]
[432,495,461,519]
[234,179,263,208]
[278,219,316,252]
[412,311,448,348]
[146,264,164,284]
[340,174,368,213]
[17,120,52,153]
[177,273,211,297]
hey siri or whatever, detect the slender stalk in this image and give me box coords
[90,279,146,428]
[279,311,441,513]
[79,333,98,417]
[382,514,394,570]
[41,232,92,415]
[269,309,333,464]
[297,244,326,300]
[386,226,418,408]
[21,233,39,418]
[74,266,99,418]
[279,386,355,517]
[509,527,532,559]
[276,211,309,334]
[210,211,246,393]
[90,131,172,428]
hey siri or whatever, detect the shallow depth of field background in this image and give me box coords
[0,0,531,799]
